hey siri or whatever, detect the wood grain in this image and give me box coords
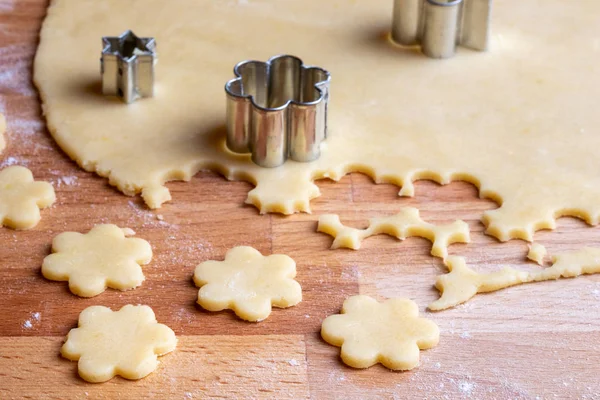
[0,335,309,399]
[1,1,600,399]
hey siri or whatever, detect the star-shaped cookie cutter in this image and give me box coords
[101,30,156,103]
[391,0,492,59]
[225,55,331,168]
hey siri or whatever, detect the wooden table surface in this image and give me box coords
[1,1,600,399]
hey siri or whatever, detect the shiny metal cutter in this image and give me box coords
[101,30,156,103]
[391,0,492,59]
[225,55,331,168]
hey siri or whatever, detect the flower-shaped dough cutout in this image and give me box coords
[0,166,56,229]
[61,305,177,383]
[193,246,302,322]
[321,295,439,371]
[42,224,152,297]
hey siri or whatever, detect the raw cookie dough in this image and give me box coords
[317,208,469,259]
[34,0,600,242]
[527,243,547,265]
[430,247,600,310]
[194,246,302,322]
[61,304,176,383]
[0,113,6,154]
[321,295,439,370]
[42,225,152,297]
[0,165,55,229]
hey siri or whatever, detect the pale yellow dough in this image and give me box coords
[527,242,547,265]
[34,0,600,242]
[61,304,177,383]
[194,246,302,322]
[0,113,6,154]
[0,165,55,230]
[42,224,152,297]
[317,208,469,259]
[321,295,439,370]
[430,247,600,310]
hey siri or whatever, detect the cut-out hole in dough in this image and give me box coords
[317,207,470,259]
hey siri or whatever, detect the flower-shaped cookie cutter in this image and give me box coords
[225,55,331,168]
[391,0,492,59]
[101,30,156,103]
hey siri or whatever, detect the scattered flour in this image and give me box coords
[460,332,472,339]
[127,200,173,228]
[0,95,52,164]
[0,97,43,137]
[1,156,28,168]
[0,61,36,96]
[458,380,475,395]
[7,117,43,135]
[340,265,360,280]
[54,175,78,187]
[22,312,41,329]
[0,0,15,12]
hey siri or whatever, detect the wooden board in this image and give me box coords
[1,1,600,399]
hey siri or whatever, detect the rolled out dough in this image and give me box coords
[430,247,600,310]
[35,0,600,241]
[527,243,547,266]
[317,208,470,259]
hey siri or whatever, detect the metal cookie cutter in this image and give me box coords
[391,0,492,59]
[101,30,156,103]
[225,55,331,168]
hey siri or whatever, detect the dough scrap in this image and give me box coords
[527,243,547,265]
[193,246,302,322]
[317,208,469,259]
[0,113,6,154]
[61,304,176,383]
[42,224,152,297]
[430,247,600,310]
[34,0,600,242]
[0,165,56,230]
[321,295,439,370]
